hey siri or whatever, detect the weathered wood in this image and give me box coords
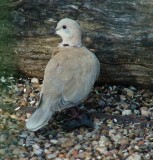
[13,0,153,89]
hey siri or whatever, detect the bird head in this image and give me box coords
[55,18,82,47]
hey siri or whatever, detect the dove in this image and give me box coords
[26,18,100,131]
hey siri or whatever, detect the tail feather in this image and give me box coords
[26,107,53,131]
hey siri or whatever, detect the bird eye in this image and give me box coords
[63,25,67,29]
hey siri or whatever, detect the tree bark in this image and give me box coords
[13,0,153,89]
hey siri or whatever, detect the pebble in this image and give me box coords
[145,153,151,160]
[86,132,92,138]
[96,146,108,154]
[47,153,57,159]
[0,134,8,143]
[33,149,43,155]
[98,99,106,108]
[32,143,40,150]
[31,78,39,84]
[13,148,21,155]
[18,138,25,145]
[133,109,140,115]
[122,110,132,116]
[77,134,83,139]
[44,143,51,148]
[99,136,110,147]
[126,153,141,160]
[20,100,28,107]
[19,132,29,138]
[61,139,76,148]
[50,139,59,145]
[120,95,126,101]
[0,149,6,155]
[55,158,64,160]
[140,107,151,117]
[124,88,134,97]
[0,77,153,160]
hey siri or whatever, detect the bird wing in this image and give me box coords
[41,47,99,111]
[26,47,99,131]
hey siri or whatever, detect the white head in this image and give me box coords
[55,18,82,47]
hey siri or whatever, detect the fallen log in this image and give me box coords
[13,0,153,89]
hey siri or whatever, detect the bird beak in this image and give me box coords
[49,27,59,35]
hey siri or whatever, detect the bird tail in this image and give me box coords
[26,105,53,131]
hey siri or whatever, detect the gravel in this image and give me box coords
[0,77,153,159]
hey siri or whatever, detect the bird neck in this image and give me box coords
[59,36,82,48]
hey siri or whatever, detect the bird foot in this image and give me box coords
[68,108,81,119]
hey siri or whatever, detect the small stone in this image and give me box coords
[61,139,76,148]
[74,144,81,150]
[19,132,28,138]
[124,88,134,97]
[0,134,7,143]
[47,153,57,159]
[31,78,39,84]
[34,149,43,155]
[140,107,151,117]
[138,140,144,146]
[122,110,132,116]
[10,114,18,119]
[30,92,36,98]
[120,95,126,101]
[134,145,139,150]
[145,134,153,141]
[134,109,140,115]
[77,135,83,139]
[99,136,111,147]
[23,93,29,98]
[0,149,6,155]
[123,129,128,135]
[120,144,129,150]
[50,139,59,145]
[98,99,106,108]
[32,144,40,150]
[123,152,129,157]
[58,153,66,158]
[55,158,63,160]
[72,149,78,157]
[9,144,17,150]
[44,143,51,148]
[128,148,134,155]
[32,83,40,88]
[142,92,149,98]
[120,137,129,145]
[126,153,141,160]
[96,146,108,154]
[86,132,92,138]
[130,104,137,111]
[84,36,93,45]
[34,138,42,143]
[26,113,32,119]
[112,134,122,143]
[20,100,28,107]
[18,138,25,145]
[144,153,151,160]
[13,148,21,155]
[15,107,21,111]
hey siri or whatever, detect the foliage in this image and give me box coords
[0,0,17,77]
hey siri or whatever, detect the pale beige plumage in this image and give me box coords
[26,18,100,131]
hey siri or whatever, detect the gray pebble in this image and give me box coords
[122,110,132,116]
[50,139,59,145]
[47,153,57,159]
[0,149,6,155]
